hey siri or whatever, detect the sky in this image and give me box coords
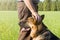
[40,0,44,2]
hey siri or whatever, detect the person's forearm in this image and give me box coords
[23,0,38,14]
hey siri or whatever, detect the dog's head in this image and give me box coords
[27,15,45,25]
[27,15,45,38]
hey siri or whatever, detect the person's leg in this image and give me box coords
[17,1,38,40]
[17,2,32,40]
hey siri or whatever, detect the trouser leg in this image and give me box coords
[17,2,38,40]
[17,2,31,40]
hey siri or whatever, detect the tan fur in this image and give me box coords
[27,17,45,40]
[27,16,60,40]
[27,17,38,38]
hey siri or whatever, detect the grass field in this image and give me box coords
[0,11,60,40]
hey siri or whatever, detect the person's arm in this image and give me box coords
[24,0,37,15]
[23,0,42,23]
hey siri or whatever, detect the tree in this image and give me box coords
[38,2,43,11]
[56,0,60,11]
[43,0,51,11]
[51,0,57,11]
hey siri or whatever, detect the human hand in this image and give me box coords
[32,12,42,23]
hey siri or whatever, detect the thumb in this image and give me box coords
[37,15,42,24]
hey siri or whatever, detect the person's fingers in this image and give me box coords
[37,15,42,23]
[32,13,42,23]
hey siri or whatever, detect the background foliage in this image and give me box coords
[38,0,60,11]
[0,0,16,11]
[0,0,60,11]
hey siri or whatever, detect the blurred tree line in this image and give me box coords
[38,0,60,11]
[0,0,60,11]
[0,0,17,11]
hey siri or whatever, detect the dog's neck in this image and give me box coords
[37,22,47,36]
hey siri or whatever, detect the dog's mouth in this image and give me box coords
[21,27,30,32]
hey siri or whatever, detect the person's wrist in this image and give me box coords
[32,12,38,16]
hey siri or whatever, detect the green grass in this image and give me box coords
[0,11,19,40]
[0,11,60,40]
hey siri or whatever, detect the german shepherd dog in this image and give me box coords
[27,15,60,40]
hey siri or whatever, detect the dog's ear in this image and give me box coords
[36,15,45,25]
[41,15,45,21]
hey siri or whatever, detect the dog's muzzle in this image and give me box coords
[21,27,30,32]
